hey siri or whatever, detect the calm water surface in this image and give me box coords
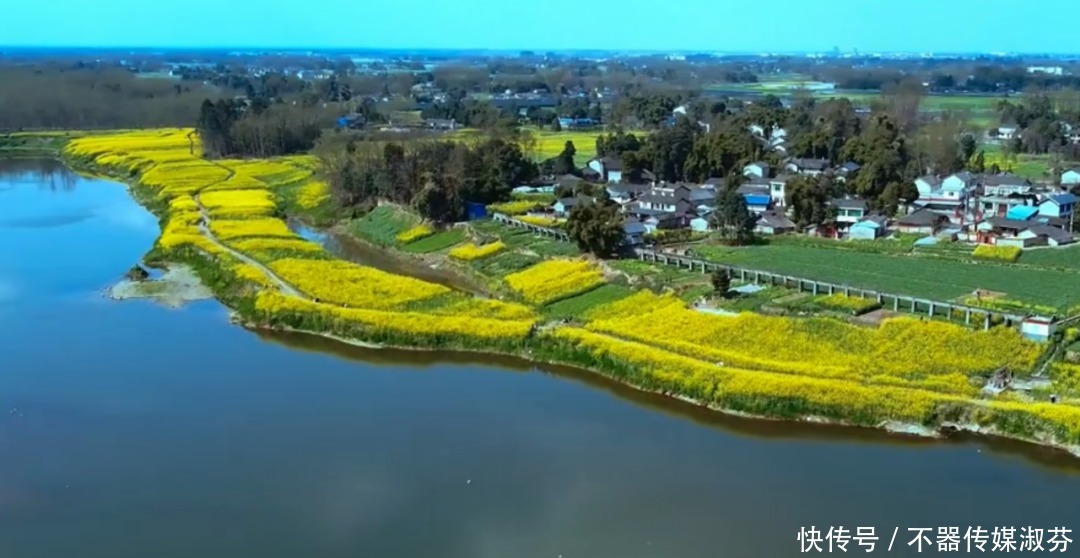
[1,159,1079,558]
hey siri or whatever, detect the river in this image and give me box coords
[1,159,1079,558]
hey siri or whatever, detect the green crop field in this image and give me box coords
[979,143,1070,181]
[1019,245,1080,271]
[401,229,467,253]
[347,206,419,246]
[543,284,635,318]
[695,243,1080,310]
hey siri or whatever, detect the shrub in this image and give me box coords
[489,200,546,216]
[449,241,506,260]
[396,224,435,244]
[973,244,1022,263]
[813,293,881,315]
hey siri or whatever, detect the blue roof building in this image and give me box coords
[1005,205,1039,221]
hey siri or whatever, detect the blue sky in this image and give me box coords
[3,0,1078,53]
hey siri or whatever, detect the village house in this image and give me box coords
[606,183,650,205]
[988,126,1019,143]
[831,198,869,224]
[768,175,793,207]
[742,161,771,179]
[622,219,648,246]
[1062,168,1080,185]
[743,192,773,214]
[1038,192,1078,223]
[913,172,977,222]
[896,208,949,236]
[784,157,831,176]
[754,209,796,235]
[586,156,623,183]
[848,214,888,240]
[975,203,1075,247]
[834,162,861,182]
[980,174,1035,217]
[552,195,593,217]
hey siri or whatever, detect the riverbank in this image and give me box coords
[48,129,1080,458]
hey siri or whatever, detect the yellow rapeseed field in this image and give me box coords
[396,224,435,243]
[227,237,324,254]
[583,291,1039,396]
[517,215,559,227]
[427,297,537,321]
[296,181,330,208]
[268,258,449,309]
[973,244,1022,262]
[505,259,605,305]
[200,189,277,219]
[449,241,506,260]
[255,291,535,342]
[209,218,296,240]
[488,200,546,216]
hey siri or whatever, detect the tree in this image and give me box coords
[552,140,577,175]
[711,269,731,298]
[709,182,756,245]
[841,113,916,207]
[785,175,836,229]
[565,199,625,257]
[960,133,978,163]
[551,118,562,132]
[881,77,925,132]
[413,174,461,223]
[970,150,986,173]
[683,124,761,183]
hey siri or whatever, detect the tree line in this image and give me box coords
[0,66,217,131]
[316,134,538,223]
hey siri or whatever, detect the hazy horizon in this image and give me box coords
[4,0,1079,54]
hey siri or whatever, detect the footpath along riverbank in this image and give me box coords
[45,129,1080,458]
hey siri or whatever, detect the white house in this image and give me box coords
[896,208,947,236]
[981,174,1035,217]
[606,183,650,205]
[552,196,592,216]
[784,157,830,176]
[754,210,796,235]
[623,219,648,245]
[690,216,711,232]
[991,126,1019,142]
[768,176,792,207]
[832,198,869,224]
[848,215,887,240]
[742,161,771,179]
[1039,193,1079,222]
[1062,168,1080,185]
[587,156,623,183]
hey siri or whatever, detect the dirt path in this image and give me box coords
[189,161,308,300]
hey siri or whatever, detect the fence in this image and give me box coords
[492,213,1033,331]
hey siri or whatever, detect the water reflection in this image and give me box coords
[254,327,1080,475]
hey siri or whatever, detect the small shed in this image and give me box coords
[848,215,887,240]
[464,202,488,221]
[1005,205,1039,221]
[1021,316,1056,342]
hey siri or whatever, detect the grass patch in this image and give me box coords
[543,284,635,319]
[695,243,1080,310]
[401,228,467,253]
[473,251,542,277]
[348,206,420,246]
